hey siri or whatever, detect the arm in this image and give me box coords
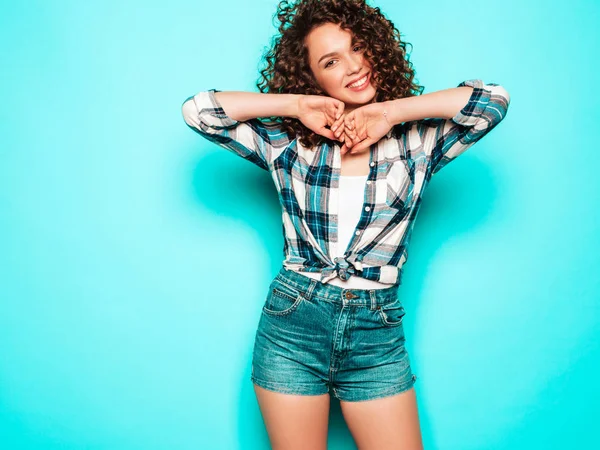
[211,91,301,122]
[386,86,476,124]
[181,89,298,171]
[386,80,511,175]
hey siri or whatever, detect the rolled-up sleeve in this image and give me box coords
[181,89,292,171]
[413,79,511,176]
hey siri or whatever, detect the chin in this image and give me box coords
[343,88,377,106]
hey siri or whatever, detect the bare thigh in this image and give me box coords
[340,386,423,450]
[253,384,331,450]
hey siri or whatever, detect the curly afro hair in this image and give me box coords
[255,0,424,150]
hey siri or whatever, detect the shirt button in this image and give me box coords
[366,180,372,185]
[364,206,371,212]
[355,230,361,235]
[370,161,375,167]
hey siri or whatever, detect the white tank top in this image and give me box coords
[298,174,395,289]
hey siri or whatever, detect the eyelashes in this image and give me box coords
[324,45,365,68]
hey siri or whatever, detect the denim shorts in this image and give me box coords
[251,266,417,402]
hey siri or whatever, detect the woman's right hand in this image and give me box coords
[297,95,345,141]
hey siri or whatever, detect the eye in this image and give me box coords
[325,60,336,68]
[354,45,364,52]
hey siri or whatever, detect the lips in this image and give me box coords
[346,72,370,88]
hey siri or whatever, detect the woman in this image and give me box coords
[181,0,510,448]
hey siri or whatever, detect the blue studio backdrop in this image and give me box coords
[1,0,599,449]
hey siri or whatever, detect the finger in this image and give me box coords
[342,130,351,145]
[346,127,357,142]
[349,131,361,147]
[345,115,354,131]
[342,131,351,148]
[336,101,345,120]
[325,109,337,126]
[329,100,344,123]
[326,100,337,120]
[332,114,345,136]
[326,102,341,126]
[350,138,375,154]
[319,126,336,140]
[357,123,367,142]
[343,112,352,129]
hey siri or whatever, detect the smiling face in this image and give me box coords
[306,22,377,110]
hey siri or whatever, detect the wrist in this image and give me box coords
[384,98,406,126]
[381,107,392,127]
[289,94,303,119]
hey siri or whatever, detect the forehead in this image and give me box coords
[305,23,354,61]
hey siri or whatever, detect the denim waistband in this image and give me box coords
[274,266,400,308]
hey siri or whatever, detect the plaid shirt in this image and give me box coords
[181,79,510,285]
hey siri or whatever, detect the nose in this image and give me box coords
[346,54,362,75]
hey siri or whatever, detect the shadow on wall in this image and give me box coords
[190,140,500,450]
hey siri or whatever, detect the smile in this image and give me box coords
[346,72,370,90]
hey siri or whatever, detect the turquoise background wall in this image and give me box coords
[1,0,598,448]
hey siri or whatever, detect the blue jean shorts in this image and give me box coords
[251,266,417,402]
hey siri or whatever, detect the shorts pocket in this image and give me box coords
[262,279,304,316]
[377,300,406,327]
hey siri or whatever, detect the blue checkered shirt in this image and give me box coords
[181,79,510,285]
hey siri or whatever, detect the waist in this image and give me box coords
[282,257,402,285]
[273,267,400,305]
[295,269,395,290]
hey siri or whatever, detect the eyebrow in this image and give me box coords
[317,39,362,65]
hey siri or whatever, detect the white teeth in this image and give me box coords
[348,74,368,88]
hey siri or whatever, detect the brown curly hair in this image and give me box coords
[255,0,425,150]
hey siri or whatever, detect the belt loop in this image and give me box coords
[304,279,317,301]
[369,290,377,310]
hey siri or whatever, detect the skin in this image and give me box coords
[253,22,424,450]
[306,22,380,161]
[303,22,396,167]
[305,22,377,111]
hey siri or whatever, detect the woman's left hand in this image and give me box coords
[333,102,393,155]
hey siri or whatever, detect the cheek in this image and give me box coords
[327,74,344,94]
[321,72,345,94]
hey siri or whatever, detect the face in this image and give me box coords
[306,22,377,110]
